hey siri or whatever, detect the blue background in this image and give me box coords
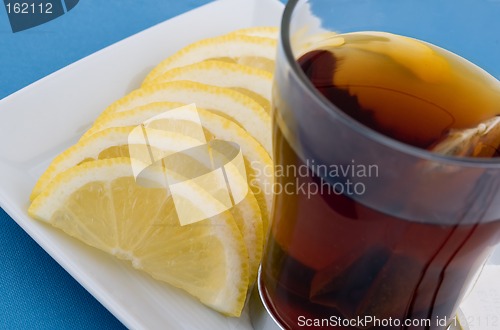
[0,1,212,328]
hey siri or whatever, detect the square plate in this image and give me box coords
[0,0,283,328]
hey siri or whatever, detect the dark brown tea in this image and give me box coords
[261,32,500,330]
[297,32,500,152]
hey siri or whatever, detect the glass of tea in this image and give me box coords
[258,0,500,329]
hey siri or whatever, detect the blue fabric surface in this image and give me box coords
[0,1,211,328]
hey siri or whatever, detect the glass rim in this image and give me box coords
[280,0,500,169]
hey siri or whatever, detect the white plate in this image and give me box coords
[0,0,284,328]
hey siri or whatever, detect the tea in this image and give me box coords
[261,32,500,329]
[296,32,500,151]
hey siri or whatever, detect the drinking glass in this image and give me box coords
[258,1,500,329]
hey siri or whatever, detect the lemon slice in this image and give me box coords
[228,26,279,39]
[157,149,264,283]
[232,190,263,282]
[99,81,271,154]
[144,61,272,113]
[31,125,263,280]
[29,157,249,316]
[143,34,276,85]
[84,103,273,233]
[30,127,202,201]
[82,102,186,139]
